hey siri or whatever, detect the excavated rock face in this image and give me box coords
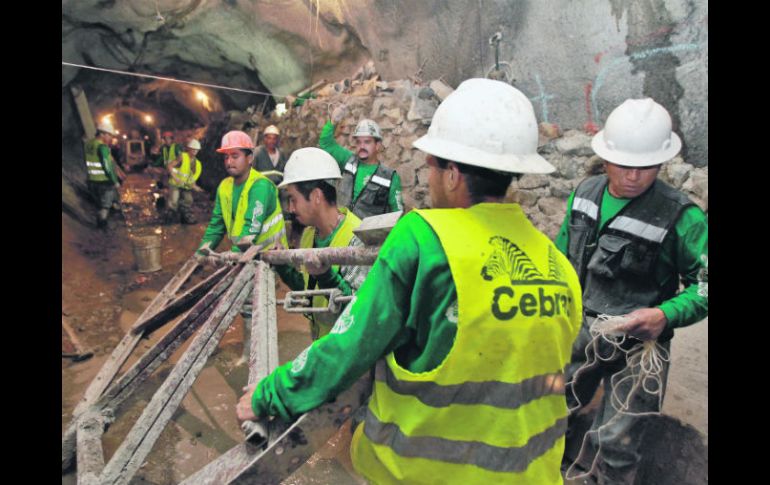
[62,0,707,224]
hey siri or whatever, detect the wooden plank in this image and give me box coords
[241,262,279,442]
[131,265,231,335]
[65,256,199,471]
[102,266,239,411]
[76,410,105,485]
[72,256,199,418]
[179,373,373,485]
[99,264,255,485]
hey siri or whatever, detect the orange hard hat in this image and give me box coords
[216,130,255,153]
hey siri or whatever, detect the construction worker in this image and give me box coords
[167,139,204,224]
[273,147,370,340]
[555,98,708,484]
[237,79,583,484]
[147,130,179,188]
[253,125,287,185]
[198,130,289,364]
[157,130,180,168]
[84,120,122,228]
[318,116,403,218]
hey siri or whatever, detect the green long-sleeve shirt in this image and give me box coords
[199,178,279,253]
[318,121,403,212]
[97,143,120,185]
[252,211,458,420]
[554,187,708,329]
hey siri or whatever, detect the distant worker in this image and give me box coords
[273,147,370,340]
[556,98,709,484]
[167,139,204,224]
[147,130,179,188]
[319,116,403,218]
[84,121,122,229]
[197,130,289,364]
[238,79,582,484]
[253,125,288,185]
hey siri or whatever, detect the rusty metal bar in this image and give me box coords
[261,246,380,266]
[98,263,255,485]
[63,256,200,471]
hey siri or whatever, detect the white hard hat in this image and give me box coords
[187,139,201,150]
[591,98,681,167]
[97,121,116,136]
[263,125,280,136]
[412,78,554,174]
[352,119,382,140]
[277,147,342,188]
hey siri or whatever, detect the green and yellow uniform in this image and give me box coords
[252,204,582,484]
[199,168,287,252]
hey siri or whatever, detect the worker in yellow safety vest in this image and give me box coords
[167,138,204,224]
[237,79,583,484]
[273,147,370,340]
[198,130,288,365]
[84,120,122,228]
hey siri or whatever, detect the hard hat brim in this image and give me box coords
[412,135,555,174]
[591,130,681,167]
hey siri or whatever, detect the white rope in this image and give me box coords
[61,61,290,97]
[564,313,670,481]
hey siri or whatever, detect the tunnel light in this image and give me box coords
[194,88,212,111]
[115,129,120,134]
[122,134,128,139]
[144,114,154,124]
[275,103,288,117]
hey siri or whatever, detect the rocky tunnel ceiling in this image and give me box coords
[63,0,708,167]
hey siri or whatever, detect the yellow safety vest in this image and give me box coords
[351,203,582,485]
[169,152,202,189]
[84,138,109,182]
[299,208,362,339]
[162,143,179,166]
[218,168,288,248]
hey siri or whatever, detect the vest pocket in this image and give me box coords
[620,242,656,275]
[586,234,630,278]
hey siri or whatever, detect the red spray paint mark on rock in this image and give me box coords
[584,83,600,135]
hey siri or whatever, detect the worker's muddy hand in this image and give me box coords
[237,384,259,422]
[616,307,668,341]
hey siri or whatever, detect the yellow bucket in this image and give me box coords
[131,235,162,273]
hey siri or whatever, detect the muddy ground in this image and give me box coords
[62,173,706,484]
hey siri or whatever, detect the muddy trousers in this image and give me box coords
[89,181,118,225]
[168,187,196,223]
[564,319,671,485]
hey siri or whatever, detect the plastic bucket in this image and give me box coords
[131,235,162,273]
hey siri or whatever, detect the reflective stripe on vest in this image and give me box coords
[169,152,201,189]
[299,208,362,339]
[572,197,598,220]
[362,402,568,474]
[352,204,582,484]
[607,215,668,243]
[218,169,287,248]
[84,139,110,182]
[370,174,391,188]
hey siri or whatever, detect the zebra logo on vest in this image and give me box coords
[481,236,574,320]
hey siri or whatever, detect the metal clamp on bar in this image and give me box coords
[279,289,354,314]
